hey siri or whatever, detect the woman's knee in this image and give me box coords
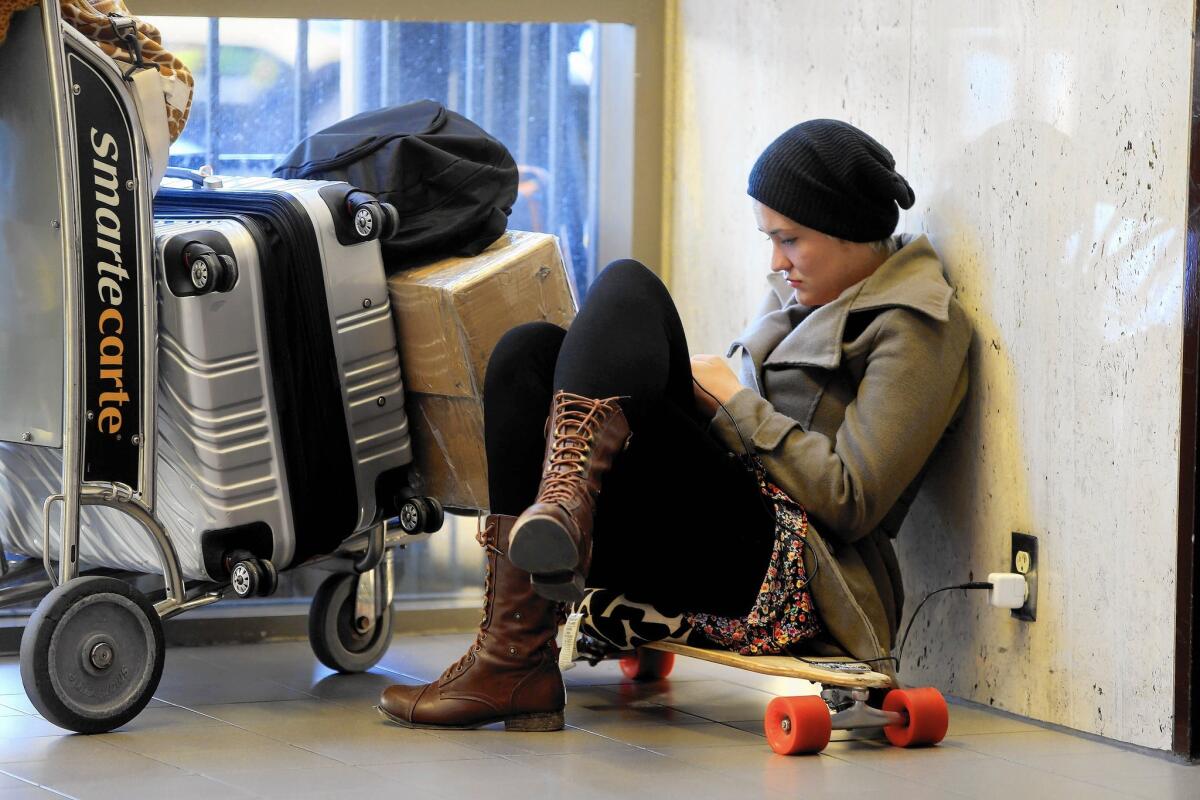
[485,321,567,389]
[589,259,670,304]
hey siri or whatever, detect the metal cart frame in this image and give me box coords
[0,2,441,733]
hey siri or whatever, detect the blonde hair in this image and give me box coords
[868,237,898,257]
[823,233,898,257]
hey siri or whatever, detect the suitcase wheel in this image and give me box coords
[398,497,443,534]
[20,576,164,734]
[424,498,445,533]
[229,557,277,599]
[397,499,427,533]
[309,572,394,673]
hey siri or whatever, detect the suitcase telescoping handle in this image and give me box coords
[164,165,225,190]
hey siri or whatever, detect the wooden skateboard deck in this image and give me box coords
[641,641,893,689]
[611,641,948,754]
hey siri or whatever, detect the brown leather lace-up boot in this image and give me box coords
[507,390,632,604]
[377,514,565,731]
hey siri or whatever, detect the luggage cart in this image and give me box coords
[0,2,443,734]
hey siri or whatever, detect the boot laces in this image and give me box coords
[538,393,621,505]
[441,519,501,680]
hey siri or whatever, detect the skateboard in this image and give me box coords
[615,641,949,755]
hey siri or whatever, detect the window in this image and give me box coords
[149,16,636,293]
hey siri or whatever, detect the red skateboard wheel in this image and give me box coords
[619,649,676,681]
[882,687,949,747]
[764,695,831,755]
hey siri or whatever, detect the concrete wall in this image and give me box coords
[667,0,1191,749]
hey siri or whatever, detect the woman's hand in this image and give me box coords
[690,355,744,417]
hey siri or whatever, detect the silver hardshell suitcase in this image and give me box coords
[152,173,422,576]
[1,177,418,582]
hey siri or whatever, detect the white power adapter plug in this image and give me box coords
[987,572,1028,609]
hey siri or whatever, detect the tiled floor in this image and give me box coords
[0,633,1194,799]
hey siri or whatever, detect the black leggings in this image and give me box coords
[482,260,776,617]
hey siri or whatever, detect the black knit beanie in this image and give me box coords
[748,119,916,242]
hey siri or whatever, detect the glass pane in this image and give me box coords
[149,16,608,292]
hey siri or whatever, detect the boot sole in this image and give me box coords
[508,514,580,574]
[375,705,564,732]
[530,570,586,605]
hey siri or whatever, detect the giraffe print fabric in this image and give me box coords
[1,0,192,142]
[58,0,193,141]
[0,0,38,47]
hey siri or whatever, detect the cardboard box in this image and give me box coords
[388,231,577,511]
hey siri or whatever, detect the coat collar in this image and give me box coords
[730,234,954,371]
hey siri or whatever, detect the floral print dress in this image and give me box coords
[684,457,820,655]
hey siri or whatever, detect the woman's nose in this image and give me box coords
[769,244,791,272]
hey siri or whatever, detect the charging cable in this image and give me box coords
[692,377,776,514]
[896,582,991,670]
[896,573,1027,670]
[692,377,821,591]
[692,376,755,458]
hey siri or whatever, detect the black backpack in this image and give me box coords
[273,99,518,267]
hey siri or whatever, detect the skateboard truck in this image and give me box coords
[821,686,907,731]
[816,661,872,673]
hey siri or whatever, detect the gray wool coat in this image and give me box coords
[710,234,971,674]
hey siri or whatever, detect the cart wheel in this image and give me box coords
[424,497,445,533]
[764,695,832,755]
[19,576,164,734]
[397,499,428,534]
[619,649,675,681]
[309,573,393,673]
[230,560,261,598]
[882,687,949,748]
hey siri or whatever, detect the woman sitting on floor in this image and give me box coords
[378,119,972,732]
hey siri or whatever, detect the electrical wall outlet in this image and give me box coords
[1010,532,1038,621]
